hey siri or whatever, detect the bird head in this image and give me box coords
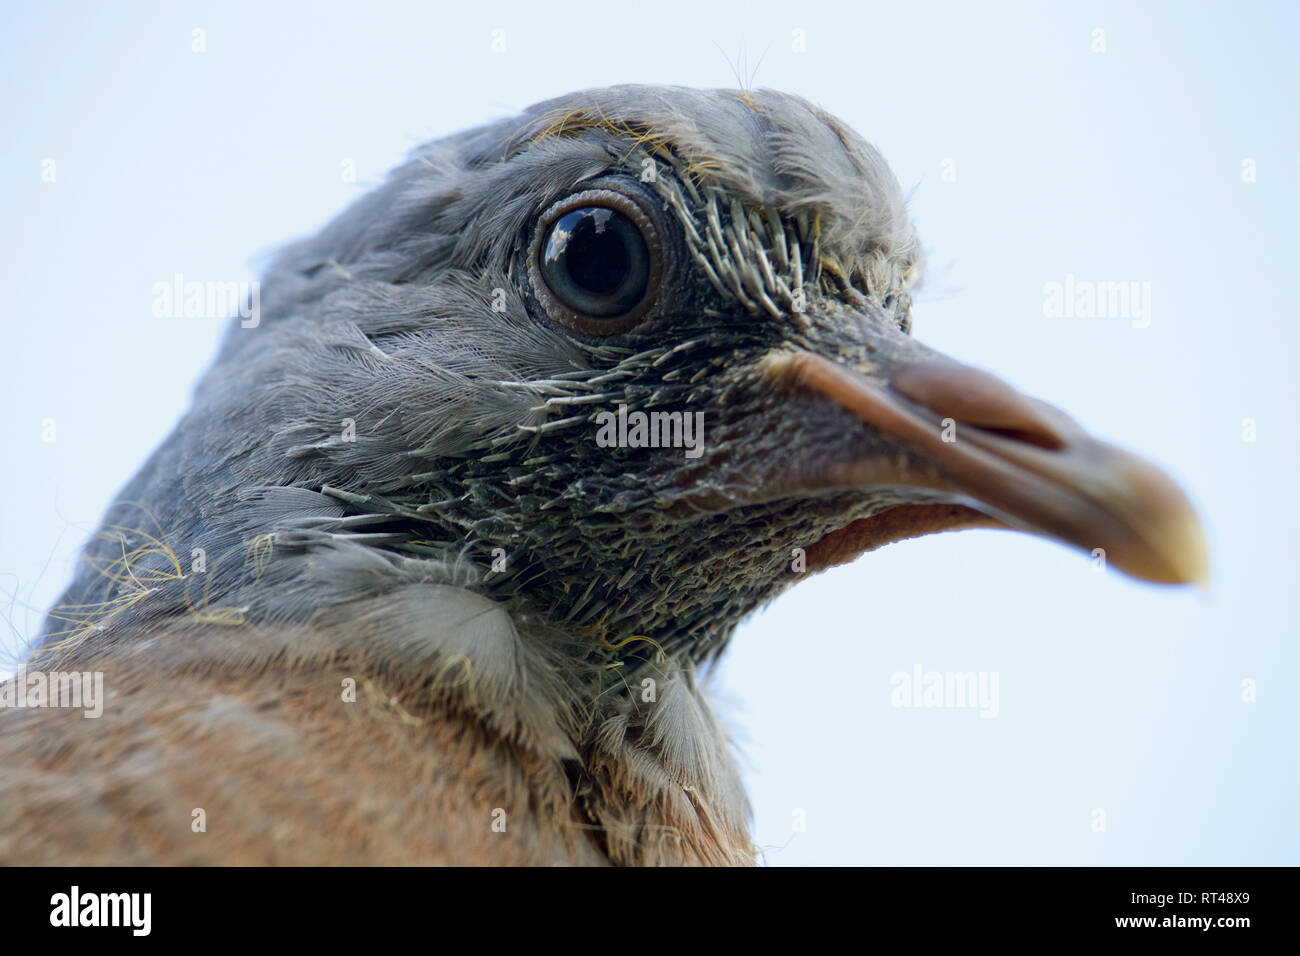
[47,85,1207,667]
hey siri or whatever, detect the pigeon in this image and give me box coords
[1,85,1207,865]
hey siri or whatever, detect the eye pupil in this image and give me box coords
[539,206,650,319]
[564,211,629,295]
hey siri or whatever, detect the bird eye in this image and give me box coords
[542,207,647,315]
[529,189,662,335]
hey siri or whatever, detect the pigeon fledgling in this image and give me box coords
[3,85,1206,865]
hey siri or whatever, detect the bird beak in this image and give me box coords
[766,349,1209,588]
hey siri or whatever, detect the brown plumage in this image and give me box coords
[4,608,749,865]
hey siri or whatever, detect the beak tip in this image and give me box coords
[1186,526,1212,594]
[1170,503,1212,591]
[1141,508,1211,592]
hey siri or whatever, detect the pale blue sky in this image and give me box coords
[2,0,1296,864]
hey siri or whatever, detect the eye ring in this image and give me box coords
[527,188,663,336]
